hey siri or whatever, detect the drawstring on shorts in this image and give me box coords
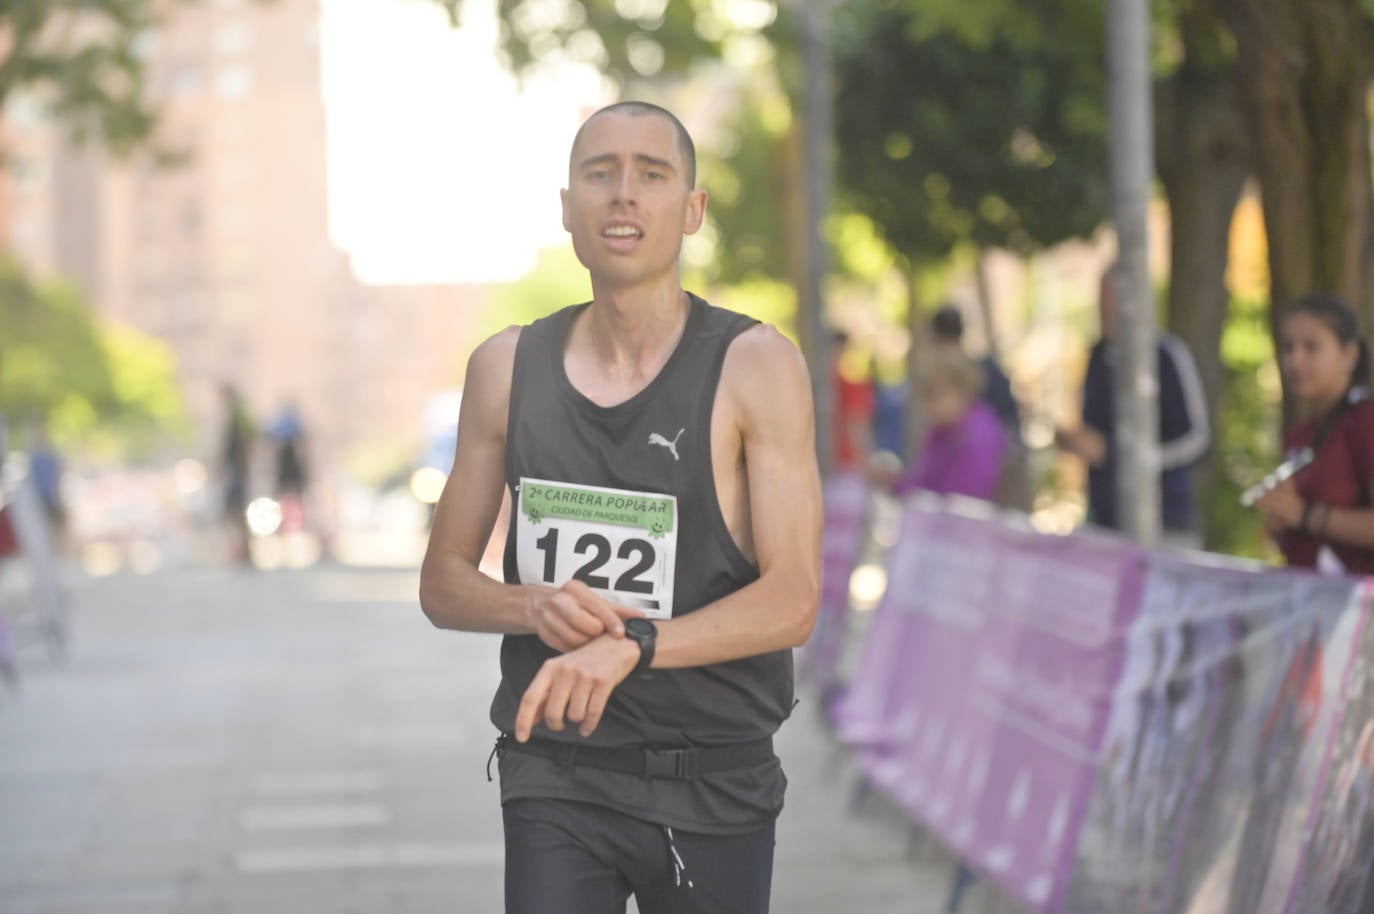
[664,826,694,889]
[487,735,508,782]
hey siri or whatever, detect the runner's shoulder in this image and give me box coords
[466,325,522,383]
[463,326,523,417]
[722,323,810,405]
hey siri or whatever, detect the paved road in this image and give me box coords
[0,563,990,913]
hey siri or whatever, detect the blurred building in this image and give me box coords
[1,0,482,466]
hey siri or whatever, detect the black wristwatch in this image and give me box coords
[624,618,657,673]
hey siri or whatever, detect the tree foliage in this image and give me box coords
[476,245,591,342]
[832,0,1109,263]
[0,258,184,452]
[434,0,730,85]
[696,85,798,284]
[1217,0,1374,322]
[2,0,159,153]
[0,0,273,155]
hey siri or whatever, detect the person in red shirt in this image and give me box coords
[1254,293,1374,575]
[830,330,874,472]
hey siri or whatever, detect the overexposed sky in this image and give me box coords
[319,0,611,285]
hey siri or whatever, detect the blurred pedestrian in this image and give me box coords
[890,345,1008,501]
[928,304,1020,431]
[217,383,253,565]
[831,329,874,473]
[928,304,1029,509]
[871,356,908,461]
[1056,264,1211,547]
[27,422,66,541]
[267,401,309,534]
[268,401,308,498]
[1252,292,1374,574]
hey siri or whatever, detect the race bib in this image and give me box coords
[516,478,677,620]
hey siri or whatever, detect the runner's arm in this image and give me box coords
[649,324,822,667]
[419,330,637,646]
[419,329,536,634]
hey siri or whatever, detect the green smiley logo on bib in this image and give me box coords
[517,478,678,620]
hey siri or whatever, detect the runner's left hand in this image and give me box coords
[514,634,641,741]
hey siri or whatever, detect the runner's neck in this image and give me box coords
[572,289,691,382]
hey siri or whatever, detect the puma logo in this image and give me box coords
[647,428,684,461]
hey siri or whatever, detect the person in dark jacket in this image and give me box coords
[1056,265,1211,547]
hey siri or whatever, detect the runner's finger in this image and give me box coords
[581,589,635,636]
[579,681,612,738]
[514,666,552,742]
[542,666,574,733]
[536,615,579,653]
[560,582,615,634]
[609,603,647,622]
[565,676,594,725]
[559,595,608,638]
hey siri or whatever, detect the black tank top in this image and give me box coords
[490,293,793,833]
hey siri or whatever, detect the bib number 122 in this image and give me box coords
[534,528,655,594]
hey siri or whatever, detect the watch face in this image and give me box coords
[625,618,656,638]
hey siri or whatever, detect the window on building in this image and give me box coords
[215,22,253,55]
[170,63,204,97]
[215,65,254,101]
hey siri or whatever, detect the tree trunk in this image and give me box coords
[1155,66,1250,420]
[974,250,999,361]
[1156,59,1251,551]
[1362,155,1374,326]
[1221,0,1374,333]
[779,121,827,459]
[904,259,926,461]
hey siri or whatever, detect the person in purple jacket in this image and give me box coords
[892,344,1009,501]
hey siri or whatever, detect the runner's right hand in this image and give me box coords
[527,580,644,653]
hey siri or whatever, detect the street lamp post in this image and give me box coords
[800,0,834,474]
[1107,0,1160,544]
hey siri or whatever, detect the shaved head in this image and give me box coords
[569,101,697,188]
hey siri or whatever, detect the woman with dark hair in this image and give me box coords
[1253,292,1374,574]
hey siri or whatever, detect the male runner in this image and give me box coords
[419,101,822,913]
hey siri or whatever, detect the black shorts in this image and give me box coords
[502,797,775,914]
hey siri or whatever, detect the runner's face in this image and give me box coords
[561,112,706,291]
[1280,312,1358,408]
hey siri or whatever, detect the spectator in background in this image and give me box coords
[831,329,874,472]
[28,422,65,539]
[928,304,1029,509]
[1056,265,1211,547]
[928,304,1021,431]
[268,401,308,498]
[218,383,253,565]
[871,356,909,461]
[1252,292,1374,575]
[267,400,310,535]
[889,345,1008,501]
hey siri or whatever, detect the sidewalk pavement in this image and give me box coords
[0,564,1004,914]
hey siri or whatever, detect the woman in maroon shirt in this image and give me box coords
[1254,293,1374,575]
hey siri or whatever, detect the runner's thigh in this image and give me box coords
[633,823,775,914]
[503,798,632,914]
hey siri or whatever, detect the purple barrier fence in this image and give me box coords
[1065,558,1370,914]
[796,471,868,692]
[831,498,1146,912]
[820,495,1374,914]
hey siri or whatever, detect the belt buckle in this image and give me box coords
[644,748,700,780]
